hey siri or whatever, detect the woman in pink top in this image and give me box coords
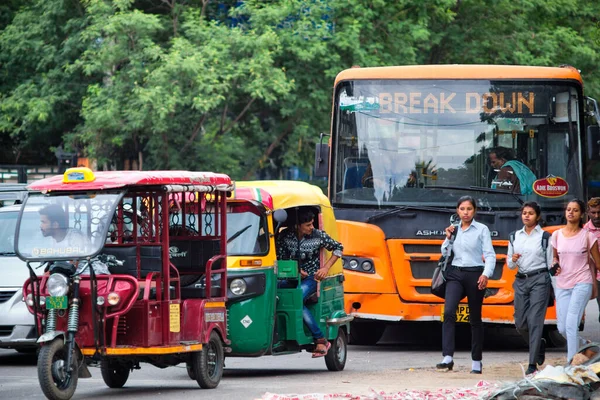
[552,199,600,362]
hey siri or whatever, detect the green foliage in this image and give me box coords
[1,0,599,176]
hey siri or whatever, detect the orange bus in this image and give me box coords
[315,65,600,345]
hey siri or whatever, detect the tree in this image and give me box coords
[1,0,599,177]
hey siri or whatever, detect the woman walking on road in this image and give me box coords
[552,199,600,363]
[436,196,496,374]
[507,202,553,375]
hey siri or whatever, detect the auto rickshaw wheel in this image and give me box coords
[192,331,224,389]
[37,338,79,400]
[325,329,348,371]
[101,359,130,388]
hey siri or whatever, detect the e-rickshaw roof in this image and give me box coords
[234,181,331,211]
[27,169,233,193]
[335,64,583,85]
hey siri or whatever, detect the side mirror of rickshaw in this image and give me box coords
[273,209,288,231]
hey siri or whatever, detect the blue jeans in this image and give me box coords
[278,275,324,340]
[555,282,592,362]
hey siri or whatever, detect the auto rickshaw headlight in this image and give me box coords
[26,293,34,306]
[107,292,120,306]
[361,260,374,272]
[47,273,69,297]
[96,296,105,306]
[230,279,247,296]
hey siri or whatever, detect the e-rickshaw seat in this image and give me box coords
[102,245,162,278]
[170,239,223,299]
[169,239,221,273]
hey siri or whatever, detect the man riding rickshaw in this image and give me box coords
[218,180,352,370]
[17,167,232,400]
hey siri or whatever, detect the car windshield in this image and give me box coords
[333,79,583,210]
[15,193,122,261]
[0,210,18,254]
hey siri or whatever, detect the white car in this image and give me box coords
[0,203,43,352]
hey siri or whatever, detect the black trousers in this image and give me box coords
[442,266,486,361]
[513,271,551,365]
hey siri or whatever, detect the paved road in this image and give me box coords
[1,301,599,399]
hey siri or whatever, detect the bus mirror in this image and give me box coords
[314,143,329,177]
[587,125,600,160]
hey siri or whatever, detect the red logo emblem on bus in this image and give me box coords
[532,176,569,198]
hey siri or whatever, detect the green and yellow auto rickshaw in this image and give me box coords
[222,180,351,370]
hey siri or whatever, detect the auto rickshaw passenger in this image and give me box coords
[276,209,343,357]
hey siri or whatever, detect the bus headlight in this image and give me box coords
[230,279,247,296]
[361,260,374,272]
[348,259,359,270]
[47,273,69,297]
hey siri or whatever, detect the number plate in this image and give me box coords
[441,304,470,323]
[46,296,68,310]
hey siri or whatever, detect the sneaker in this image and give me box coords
[537,338,546,366]
[525,364,537,375]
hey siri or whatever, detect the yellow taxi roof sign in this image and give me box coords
[62,167,96,184]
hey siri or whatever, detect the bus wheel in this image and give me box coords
[101,360,130,388]
[349,321,385,345]
[193,331,224,389]
[37,338,79,400]
[544,326,566,348]
[325,329,347,371]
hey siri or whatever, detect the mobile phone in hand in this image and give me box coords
[549,263,560,276]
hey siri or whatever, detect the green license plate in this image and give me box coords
[46,296,68,310]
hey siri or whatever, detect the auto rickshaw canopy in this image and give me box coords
[234,181,330,211]
[27,168,233,193]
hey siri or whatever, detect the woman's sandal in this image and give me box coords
[311,341,331,358]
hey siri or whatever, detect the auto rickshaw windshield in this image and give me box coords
[15,192,122,261]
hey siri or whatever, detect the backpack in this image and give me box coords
[508,230,551,264]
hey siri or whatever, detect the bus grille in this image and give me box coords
[404,244,507,255]
[409,260,505,280]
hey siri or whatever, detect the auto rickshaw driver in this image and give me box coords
[276,208,344,357]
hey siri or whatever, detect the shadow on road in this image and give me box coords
[0,350,37,366]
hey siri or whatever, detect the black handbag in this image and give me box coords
[431,231,457,299]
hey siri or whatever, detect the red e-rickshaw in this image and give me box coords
[17,168,232,400]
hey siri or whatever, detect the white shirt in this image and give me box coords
[507,225,552,273]
[441,220,496,278]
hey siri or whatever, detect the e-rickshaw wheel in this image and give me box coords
[325,329,348,371]
[37,338,79,400]
[186,362,195,380]
[100,359,130,388]
[192,331,224,389]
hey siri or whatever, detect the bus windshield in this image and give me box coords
[332,79,583,209]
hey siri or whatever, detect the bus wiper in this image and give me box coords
[0,251,16,256]
[367,205,455,223]
[227,225,252,244]
[424,185,524,205]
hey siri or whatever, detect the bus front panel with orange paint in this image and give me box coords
[323,65,595,345]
